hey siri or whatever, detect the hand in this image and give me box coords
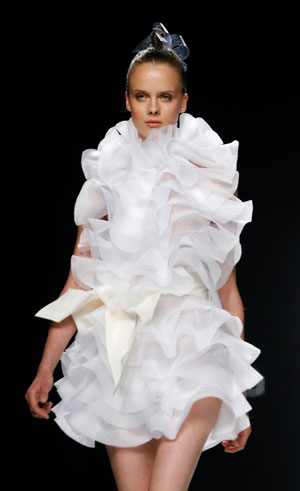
[221,426,252,453]
[25,370,54,420]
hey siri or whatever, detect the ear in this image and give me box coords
[125,92,131,112]
[180,93,189,113]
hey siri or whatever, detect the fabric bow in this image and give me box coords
[132,22,190,71]
[35,269,209,392]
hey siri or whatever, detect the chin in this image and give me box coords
[138,128,150,141]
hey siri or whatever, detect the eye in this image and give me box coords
[161,94,172,100]
[136,94,147,100]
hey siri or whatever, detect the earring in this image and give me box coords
[177,113,181,128]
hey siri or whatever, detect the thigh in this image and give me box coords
[105,438,159,491]
[148,396,222,491]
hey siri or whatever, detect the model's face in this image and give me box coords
[125,63,188,141]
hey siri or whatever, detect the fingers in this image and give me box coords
[25,382,53,420]
[26,392,51,419]
[39,390,49,405]
[222,439,240,453]
[33,401,53,419]
[221,427,252,453]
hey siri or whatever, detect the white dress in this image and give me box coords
[36,113,264,451]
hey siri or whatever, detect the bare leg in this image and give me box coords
[148,397,222,491]
[105,438,159,491]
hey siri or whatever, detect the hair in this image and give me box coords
[126,31,187,95]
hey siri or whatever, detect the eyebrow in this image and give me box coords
[132,90,176,95]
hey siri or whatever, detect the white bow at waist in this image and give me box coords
[35,267,210,391]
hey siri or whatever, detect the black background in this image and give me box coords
[10,6,299,490]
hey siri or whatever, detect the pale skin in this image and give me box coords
[25,62,252,490]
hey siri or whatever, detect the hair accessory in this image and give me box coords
[132,22,190,71]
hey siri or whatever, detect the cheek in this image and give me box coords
[131,104,144,119]
[167,104,182,121]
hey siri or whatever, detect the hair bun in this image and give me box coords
[151,23,169,49]
[133,22,190,71]
[150,30,163,50]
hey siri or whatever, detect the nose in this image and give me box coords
[148,97,160,115]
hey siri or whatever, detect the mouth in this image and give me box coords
[145,121,162,128]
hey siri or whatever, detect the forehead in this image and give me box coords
[129,62,181,90]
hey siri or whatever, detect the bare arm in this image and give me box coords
[218,267,249,399]
[37,225,87,374]
[218,267,253,452]
[217,267,247,395]
[217,266,245,340]
[25,224,89,418]
[217,269,247,394]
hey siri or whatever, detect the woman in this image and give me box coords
[25,23,263,490]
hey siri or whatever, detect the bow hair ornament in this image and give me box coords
[133,22,190,71]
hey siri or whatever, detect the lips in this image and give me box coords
[145,120,162,127]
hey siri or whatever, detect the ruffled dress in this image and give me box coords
[36,113,263,451]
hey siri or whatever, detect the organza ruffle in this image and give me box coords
[50,113,263,451]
